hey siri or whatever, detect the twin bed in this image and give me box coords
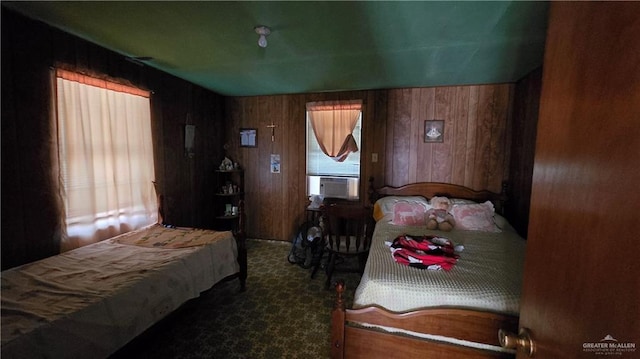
[2,180,523,358]
[1,199,247,358]
[331,181,525,358]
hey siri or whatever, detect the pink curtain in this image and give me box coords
[306,100,362,162]
[55,69,156,251]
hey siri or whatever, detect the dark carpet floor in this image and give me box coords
[110,239,362,359]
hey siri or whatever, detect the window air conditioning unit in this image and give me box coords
[319,177,351,199]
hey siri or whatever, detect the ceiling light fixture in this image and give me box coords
[254,25,271,48]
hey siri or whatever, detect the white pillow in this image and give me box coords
[390,201,430,226]
[373,196,430,221]
[493,213,515,232]
[451,201,501,232]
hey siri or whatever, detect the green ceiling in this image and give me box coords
[3,1,549,97]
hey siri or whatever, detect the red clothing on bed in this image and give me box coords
[388,234,459,271]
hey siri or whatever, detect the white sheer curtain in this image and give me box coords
[306,100,362,162]
[56,69,156,251]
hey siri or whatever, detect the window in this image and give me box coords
[56,69,156,249]
[306,100,362,199]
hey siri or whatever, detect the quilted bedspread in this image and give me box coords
[353,216,526,315]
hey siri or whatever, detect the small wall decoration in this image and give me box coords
[266,121,277,142]
[219,156,234,171]
[240,128,257,147]
[424,120,444,143]
[184,124,196,158]
[270,154,281,173]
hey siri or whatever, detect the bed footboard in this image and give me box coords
[331,281,518,359]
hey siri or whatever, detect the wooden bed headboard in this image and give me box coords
[367,177,508,214]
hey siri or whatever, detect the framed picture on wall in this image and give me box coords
[270,154,281,173]
[240,128,257,147]
[424,120,444,143]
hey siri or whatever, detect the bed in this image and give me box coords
[330,180,524,358]
[1,198,247,359]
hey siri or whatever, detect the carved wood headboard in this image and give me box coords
[367,177,508,214]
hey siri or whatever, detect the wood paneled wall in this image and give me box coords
[2,9,541,269]
[506,68,542,237]
[1,10,225,269]
[384,86,513,190]
[224,91,386,243]
[226,84,515,241]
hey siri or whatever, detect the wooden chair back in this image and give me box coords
[323,203,373,255]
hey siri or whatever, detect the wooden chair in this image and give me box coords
[315,203,374,289]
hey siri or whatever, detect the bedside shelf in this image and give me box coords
[216,214,239,220]
[215,192,245,197]
[214,168,244,231]
[215,169,243,173]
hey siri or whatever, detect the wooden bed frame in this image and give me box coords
[330,178,517,358]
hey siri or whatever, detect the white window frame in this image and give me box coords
[306,111,362,199]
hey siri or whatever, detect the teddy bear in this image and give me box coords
[426,196,456,231]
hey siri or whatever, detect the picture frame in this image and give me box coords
[240,128,257,147]
[270,154,281,173]
[424,120,444,143]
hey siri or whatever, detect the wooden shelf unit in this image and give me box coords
[214,169,244,231]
